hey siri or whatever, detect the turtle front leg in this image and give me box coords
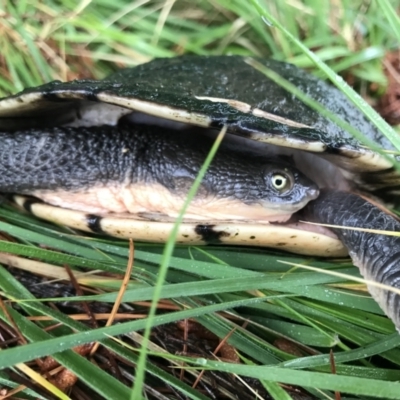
[304,189,400,331]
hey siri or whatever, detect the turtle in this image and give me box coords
[0,55,400,330]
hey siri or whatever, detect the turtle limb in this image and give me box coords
[304,189,400,330]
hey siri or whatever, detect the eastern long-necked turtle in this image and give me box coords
[1,55,400,329]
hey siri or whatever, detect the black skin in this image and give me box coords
[0,124,317,207]
[304,189,400,330]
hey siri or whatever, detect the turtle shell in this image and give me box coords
[0,55,399,257]
[0,56,397,191]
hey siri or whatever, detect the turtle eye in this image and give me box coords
[271,172,293,192]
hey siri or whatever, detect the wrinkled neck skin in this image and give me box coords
[0,123,320,222]
[304,189,400,331]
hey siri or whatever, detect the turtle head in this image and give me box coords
[191,153,320,224]
[238,160,319,223]
[260,163,319,210]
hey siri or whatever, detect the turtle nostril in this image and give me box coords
[307,188,320,200]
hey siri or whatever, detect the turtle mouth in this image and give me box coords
[272,210,339,239]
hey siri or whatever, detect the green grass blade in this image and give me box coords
[132,126,227,399]
[249,0,400,153]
